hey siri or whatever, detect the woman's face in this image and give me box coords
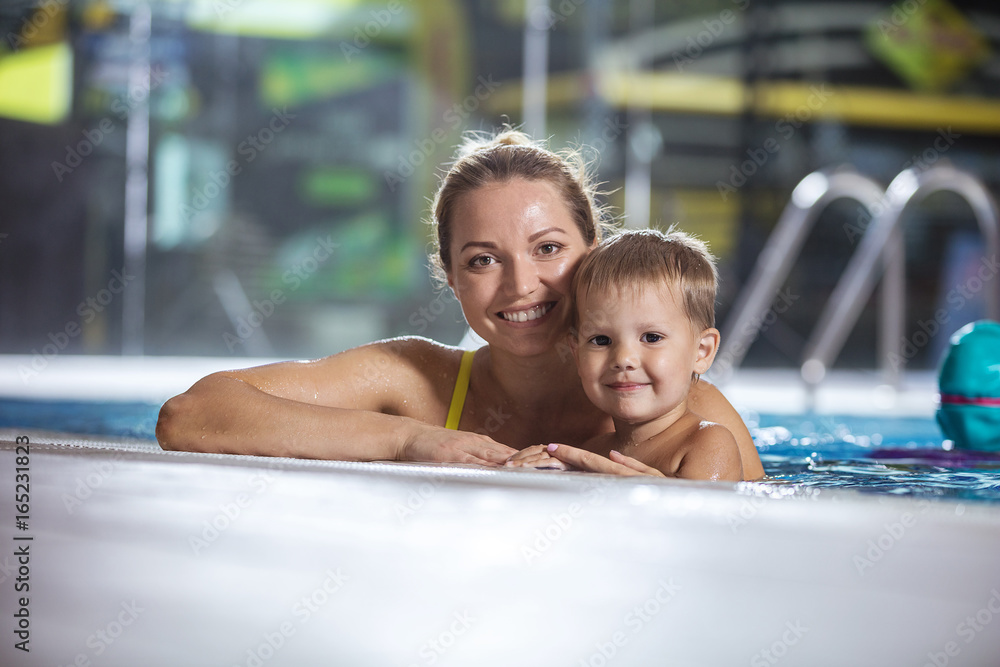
[447,178,593,358]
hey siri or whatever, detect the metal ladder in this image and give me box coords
[717,164,1000,387]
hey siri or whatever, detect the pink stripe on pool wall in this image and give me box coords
[940,393,1000,407]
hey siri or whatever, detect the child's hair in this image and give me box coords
[428,127,614,284]
[571,227,718,331]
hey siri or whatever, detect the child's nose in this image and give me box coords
[611,344,638,371]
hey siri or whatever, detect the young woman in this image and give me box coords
[156,130,765,480]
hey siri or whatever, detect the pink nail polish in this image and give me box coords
[547,443,558,452]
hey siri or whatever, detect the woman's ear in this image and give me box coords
[693,328,720,375]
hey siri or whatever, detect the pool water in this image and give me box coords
[2,398,999,503]
[750,412,1000,503]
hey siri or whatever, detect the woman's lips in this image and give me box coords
[497,302,555,323]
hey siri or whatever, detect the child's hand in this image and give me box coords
[545,443,666,477]
[504,444,573,471]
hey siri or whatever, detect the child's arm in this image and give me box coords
[672,423,743,482]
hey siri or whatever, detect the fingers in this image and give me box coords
[479,442,519,464]
[504,444,570,470]
[546,443,651,477]
[504,444,548,466]
[608,450,666,477]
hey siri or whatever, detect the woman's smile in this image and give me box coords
[497,301,556,324]
[446,178,591,354]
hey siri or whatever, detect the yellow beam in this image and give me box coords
[0,42,73,125]
[486,71,1000,135]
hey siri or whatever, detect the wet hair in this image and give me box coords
[571,227,718,332]
[429,128,612,283]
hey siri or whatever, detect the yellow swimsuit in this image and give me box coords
[445,350,475,430]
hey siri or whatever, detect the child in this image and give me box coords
[514,228,744,480]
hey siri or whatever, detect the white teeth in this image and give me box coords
[501,303,552,322]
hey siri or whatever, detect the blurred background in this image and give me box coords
[1,0,998,374]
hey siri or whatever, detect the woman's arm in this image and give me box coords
[156,338,516,464]
[687,379,764,480]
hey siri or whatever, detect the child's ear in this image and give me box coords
[567,331,579,362]
[693,328,720,375]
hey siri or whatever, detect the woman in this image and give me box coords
[157,130,765,480]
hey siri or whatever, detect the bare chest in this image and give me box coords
[461,394,613,449]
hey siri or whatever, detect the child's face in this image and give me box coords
[571,282,719,427]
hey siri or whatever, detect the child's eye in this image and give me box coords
[589,335,612,346]
[641,333,663,343]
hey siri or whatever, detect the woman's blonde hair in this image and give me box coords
[571,227,719,332]
[429,128,613,283]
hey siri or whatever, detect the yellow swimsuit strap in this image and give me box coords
[445,349,476,430]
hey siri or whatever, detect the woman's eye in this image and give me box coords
[589,335,611,346]
[538,243,560,255]
[641,333,663,343]
[469,256,494,268]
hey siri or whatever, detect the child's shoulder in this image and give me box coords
[674,414,742,481]
[690,418,737,444]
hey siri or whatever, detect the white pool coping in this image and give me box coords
[0,354,941,418]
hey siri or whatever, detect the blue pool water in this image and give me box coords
[2,398,999,502]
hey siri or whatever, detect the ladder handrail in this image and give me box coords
[714,168,888,381]
[802,165,1000,384]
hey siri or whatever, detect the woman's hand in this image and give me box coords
[399,423,517,466]
[504,444,573,470]
[544,444,666,477]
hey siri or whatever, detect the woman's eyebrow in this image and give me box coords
[459,227,568,254]
[459,240,497,253]
[528,227,568,242]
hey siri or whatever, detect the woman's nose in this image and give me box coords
[503,257,540,297]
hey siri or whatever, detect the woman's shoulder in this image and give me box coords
[363,335,467,368]
[352,336,471,393]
